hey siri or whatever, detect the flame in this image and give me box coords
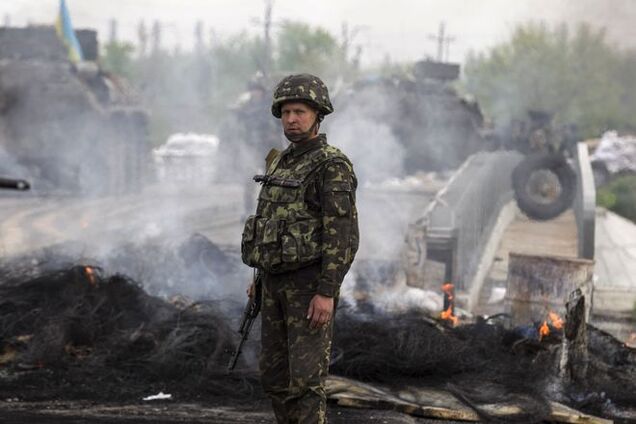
[441,283,455,301]
[539,321,550,340]
[439,283,459,326]
[440,306,459,326]
[548,311,564,330]
[84,266,96,286]
[627,333,636,348]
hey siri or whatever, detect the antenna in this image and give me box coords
[428,21,455,62]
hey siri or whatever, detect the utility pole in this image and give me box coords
[194,20,204,55]
[263,0,273,78]
[428,22,455,62]
[151,20,162,54]
[137,20,148,57]
[109,18,118,43]
[342,22,350,60]
[250,0,277,77]
[341,22,365,74]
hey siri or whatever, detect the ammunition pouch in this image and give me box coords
[241,215,322,273]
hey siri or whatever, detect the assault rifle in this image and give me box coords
[253,174,301,188]
[227,274,262,372]
[0,177,30,191]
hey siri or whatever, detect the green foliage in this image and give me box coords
[597,175,636,223]
[275,21,350,81]
[210,33,264,107]
[463,22,636,138]
[98,21,359,146]
[101,41,135,79]
[277,22,336,69]
[596,188,616,209]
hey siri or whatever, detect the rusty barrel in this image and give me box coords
[505,253,594,326]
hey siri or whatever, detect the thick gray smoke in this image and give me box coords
[0,27,259,304]
[327,87,405,184]
[327,86,407,263]
[545,0,636,49]
[2,25,454,313]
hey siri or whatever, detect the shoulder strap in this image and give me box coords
[298,146,352,188]
[265,148,281,171]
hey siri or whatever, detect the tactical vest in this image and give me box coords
[241,144,350,274]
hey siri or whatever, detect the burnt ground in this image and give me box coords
[0,261,635,423]
[0,373,465,424]
[0,260,467,423]
[0,400,470,424]
[0,364,464,423]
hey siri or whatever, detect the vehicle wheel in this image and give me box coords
[591,161,610,188]
[512,153,577,221]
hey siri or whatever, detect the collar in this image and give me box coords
[283,133,327,158]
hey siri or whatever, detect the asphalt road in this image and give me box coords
[0,183,245,258]
[0,182,436,261]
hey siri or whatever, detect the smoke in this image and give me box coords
[327,86,405,184]
[543,0,636,50]
[2,24,467,313]
[326,85,406,265]
[0,27,260,304]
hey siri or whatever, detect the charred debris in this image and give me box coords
[0,247,634,422]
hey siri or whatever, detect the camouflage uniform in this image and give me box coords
[241,74,358,423]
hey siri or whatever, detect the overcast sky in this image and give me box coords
[3,0,635,65]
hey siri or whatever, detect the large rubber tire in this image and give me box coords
[512,153,577,221]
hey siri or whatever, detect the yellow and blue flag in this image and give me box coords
[55,0,84,63]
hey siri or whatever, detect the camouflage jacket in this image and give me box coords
[242,134,358,297]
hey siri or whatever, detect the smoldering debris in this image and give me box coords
[332,309,636,421]
[8,232,249,302]
[0,260,634,421]
[0,265,258,402]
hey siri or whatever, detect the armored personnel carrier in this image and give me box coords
[330,60,489,174]
[0,26,148,194]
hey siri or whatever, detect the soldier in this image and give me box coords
[241,74,359,423]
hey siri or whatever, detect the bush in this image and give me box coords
[597,175,636,223]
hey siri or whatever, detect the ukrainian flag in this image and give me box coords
[55,0,84,63]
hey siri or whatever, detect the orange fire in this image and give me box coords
[626,333,636,348]
[85,266,96,287]
[538,311,565,340]
[440,306,459,326]
[441,283,455,301]
[548,311,564,330]
[439,283,459,326]
[539,321,550,340]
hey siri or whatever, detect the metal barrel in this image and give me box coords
[0,177,30,191]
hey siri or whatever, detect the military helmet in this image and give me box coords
[271,74,334,118]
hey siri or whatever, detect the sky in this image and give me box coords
[2,0,636,65]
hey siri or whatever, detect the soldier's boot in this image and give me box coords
[286,386,327,424]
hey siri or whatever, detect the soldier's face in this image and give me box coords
[280,102,318,137]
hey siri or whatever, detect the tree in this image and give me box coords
[101,41,135,79]
[275,21,354,83]
[462,22,634,138]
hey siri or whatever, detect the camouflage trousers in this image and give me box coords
[260,263,335,424]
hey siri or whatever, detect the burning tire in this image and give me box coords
[512,153,576,221]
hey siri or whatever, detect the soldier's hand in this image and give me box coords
[306,294,334,329]
[246,282,255,298]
